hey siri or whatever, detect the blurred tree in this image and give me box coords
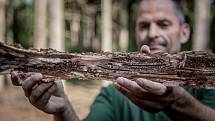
[0,0,6,90]
[119,0,129,51]
[128,1,138,51]
[209,2,215,52]
[101,0,112,87]
[13,0,33,48]
[111,0,120,51]
[33,0,47,49]
[83,5,98,49]
[5,0,14,44]
[101,0,112,52]
[48,0,65,51]
[47,0,66,90]
[193,0,210,51]
[0,0,6,42]
[83,4,92,48]
[87,0,100,4]
[90,7,100,51]
[70,0,80,47]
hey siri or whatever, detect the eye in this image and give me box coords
[157,20,170,29]
[138,22,150,31]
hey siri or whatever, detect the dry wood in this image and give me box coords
[1,42,215,88]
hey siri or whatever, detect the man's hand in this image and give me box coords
[114,45,184,112]
[11,72,66,114]
[115,77,184,113]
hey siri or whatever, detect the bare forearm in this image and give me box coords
[164,91,215,121]
[54,96,80,121]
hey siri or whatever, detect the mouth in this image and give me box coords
[149,43,165,49]
[147,43,167,53]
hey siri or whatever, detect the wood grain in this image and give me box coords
[1,42,215,88]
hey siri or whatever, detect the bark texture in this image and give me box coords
[1,42,215,88]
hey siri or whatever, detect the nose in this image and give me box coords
[148,23,159,39]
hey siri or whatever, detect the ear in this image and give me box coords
[180,23,190,44]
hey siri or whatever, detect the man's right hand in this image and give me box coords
[11,72,66,114]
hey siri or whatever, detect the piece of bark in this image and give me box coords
[1,42,215,88]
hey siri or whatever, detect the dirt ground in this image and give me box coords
[0,80,102,121]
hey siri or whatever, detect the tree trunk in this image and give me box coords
[70,0,80,47]
[47,0,66,90]
[33,0,48,49]
[5,0,14,44]
[119,0,129,51]
[0,0,6,41]
[1,42,215,89]
[101,0,112,52]
[101,0,113,86]
[83,6,91,48]
[0,0,6,90]
[193,0,210,51]
[91,12,100,51]
[48,0,65,51]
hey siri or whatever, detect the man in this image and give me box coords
[11,0,215,121]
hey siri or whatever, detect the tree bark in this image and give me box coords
[1,42,215,89]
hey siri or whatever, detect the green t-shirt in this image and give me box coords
[84,85,215,121]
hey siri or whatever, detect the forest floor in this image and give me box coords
[0,79,102,121]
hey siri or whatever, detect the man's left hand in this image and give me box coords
[115,77,184,113]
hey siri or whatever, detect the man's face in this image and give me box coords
[136,0,190,53]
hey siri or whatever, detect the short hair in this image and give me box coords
[139,0,186,24]
[172,0,186,24]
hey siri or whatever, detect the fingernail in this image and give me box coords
[116,77,125,84]
[140,45,150,54]
[31,73,43,81]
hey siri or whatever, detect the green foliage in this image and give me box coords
[13,2,33,49]
[128,2,138,52]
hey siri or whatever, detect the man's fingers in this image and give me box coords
[140,45,150,54]
[11,71,22,86]
[115,82,141,101]
[22,73,43,97]
[53,80,65,97]
[116,77,147,95]
[29,82,54,104]
[136,78,167,95]
[35,83,57,108]
[129,96,166,113]
[115,83,164,112]
[115,81,146,100]
[44,96,66,114]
